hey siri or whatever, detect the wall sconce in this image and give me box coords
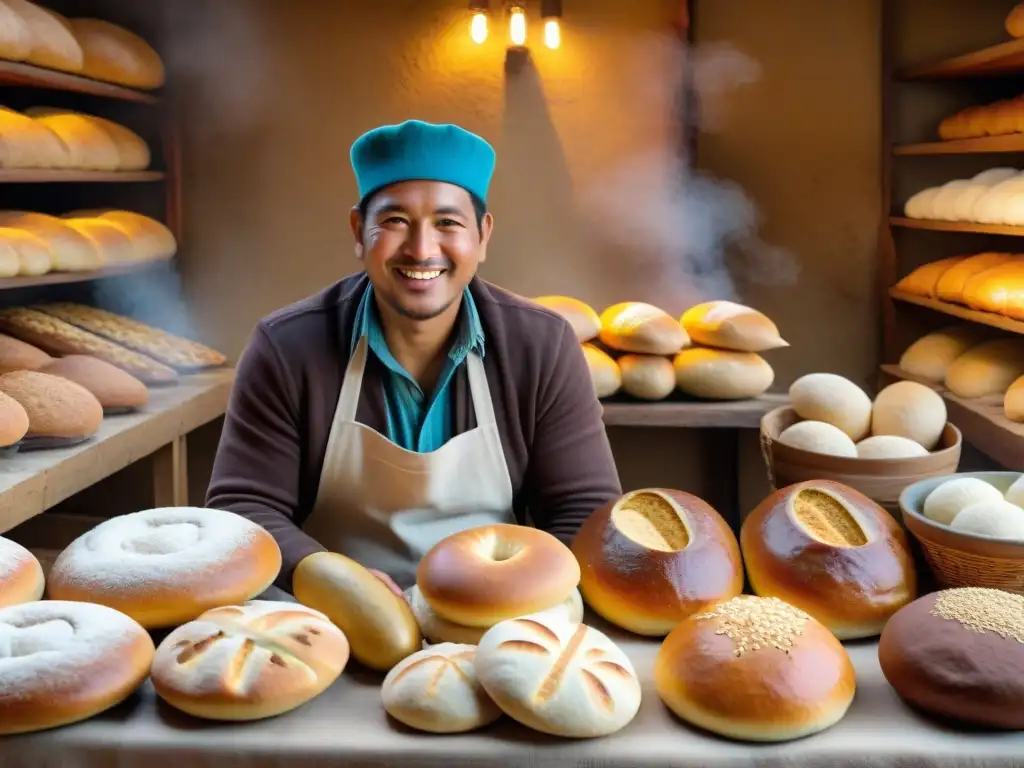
[541,0,562,49]
[508,3,527,47]
[469,0,489,44]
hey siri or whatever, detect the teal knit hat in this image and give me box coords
[350,120,496,205]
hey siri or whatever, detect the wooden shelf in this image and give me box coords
[880,365,1024,468]
[601,394,788,428]
[0,59,159,103]
[889,288,1024,335]
[0,260,171,291]
[890,216,1024,236]
[894,135,1024,156]
[0,170,164,183]
[900,37,1024,79]
[0,369,234,533]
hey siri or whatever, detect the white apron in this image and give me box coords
[300,336,516,589]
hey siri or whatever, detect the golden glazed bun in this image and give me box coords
[417,524,580,628]
[0,535,44,607]
[68,18,165,89]
[936,253,1015,304]
[618,354,675,400]
[0,600,154,735]
[151,601,349,722]
[582,343,621,398]
[0,389,28,446]
[673,347,774,399]
[47,506,283,629]
[39,354,149,411]
[680,300,788,352]
[66,209,175,260]
[741,480,917,639]
[0,106,70,169]
[893,256,965,298]
[898,325,989,384]
[26,109,120,171]
[571,488,743,636]
[599,301,689,355]
[292,551,421,672]
[654,595,856,742]
[879,588,1024,729]
[532,295,601,342]
[381,643,503,733]
[4,0,83,72]
[0,369,102,439]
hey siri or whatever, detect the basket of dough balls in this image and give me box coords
[898,471,1024,593]
[760,372,961,516]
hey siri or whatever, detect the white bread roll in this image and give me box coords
[475,612,642,737]
[0,535,43,607]
[950,500,1024,539]
[67,18,165,89]
[972,168,1022,186]
[4,0,82,72]
[923,477,1005,526]
[150,601,349,721]
[0,107,69,168]
[679,300,788,352]
[619,354,674,400]
[582,343,620,398]
[855,435,929,459]
[59,217,138,263]
[65,209,176,260]
[788,372,873,441]
[930,181,973,221]
[532,295,600,342]
[944,338,1024,399]
[0,227,51,276]
[871,380,948,451]
[0,211,100,271]
[0,1,32,61]
[903,186,941,219]
[777,420,858,458]
[1006,476,1024,507]
[952,170,1021,220]
[599,301,689,355]
[292,551,421,672]
[899,326,989,384]
[26,110,119,170]
[381,643,503,733]
[1006,375,1024,422]
[973,176,1024,223]
[673,347,773,400]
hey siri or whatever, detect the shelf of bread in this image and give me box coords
[897,166,1024,234]
[0,2,163,100]
[0,259,163,289]
[894,135,1024,156]
[900,6,1024,79]
[0,169,162,182]
[890,287,1024,335]
[891,217,1024,235]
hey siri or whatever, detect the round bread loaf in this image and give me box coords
[618,354,675,400]
[0,369,103,440]
[0,332,51,373]
[879,588,1024,728]
[571,488,743,636]
[680,300,788,352]
[923,477,1004,526]
[151,601,349,721]
[871,380,947,451]
[417,524,580,628]
[0,600,154,735]
[654,595,856,742]
[532,296,601,342]
[582,343,621,398]
[1007,475,1024,507]
[599,301,689,355]
[950,499,1024,539]
[409,584,583,645]
[0,390,28,447]
[673,347,774,400]
[789,372,873,441]
[47,506,283,629]
[39,354,149,411]
[381,643,503,733]
[740,480,917,639]
[0,536,44,607]
[475,611,642,738]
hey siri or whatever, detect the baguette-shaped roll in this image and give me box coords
[893,256,965,298]
[26,109,149,171]
[680,300,788,352]
[599,301,689,355]
[292,552,421,672]
[0,107,69,168]
[673,347,773,400]
[27,110,119,170]
[60,217,138,263]
[66,209,176,260]
[582,343,621,398]
[944,338,1024,399]
[935,253,1014,304]
[0,226,51,276]
[619,354,675,400]
[899,325,990,384]
[1008,3,1024,38]
[0,211,100,271]
[4,0,82,72]
[68,19,165,90]
[532,296,600,342]
[1006,375,1024,422]
[961,260,1024,315]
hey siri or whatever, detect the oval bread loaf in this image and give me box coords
[532,296,601,342]
[292,552,421,672]
[618,354,674,400]
[936,253,1015,304]
[898,326,989,384]
[599,301,689,355]
[0,390,28,447]
[944,338,1024,399]
[0,211,101,272]
[582,343,621,398]
[680,300,788,353]
[69,18,165,89]
[788,372,873,441]
[4,0,83,72]
[673,347,773,400]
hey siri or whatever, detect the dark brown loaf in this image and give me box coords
[39,354,149,410]
[0,370,103,439]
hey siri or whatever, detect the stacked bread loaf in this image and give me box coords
[532,295,784,402]
[0,2,163,89]
[903,168,1024,224]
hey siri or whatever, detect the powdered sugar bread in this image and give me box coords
[47,506,283,629]
[151,600,349,721]
[0,600,154,735]
[0,536,44,608]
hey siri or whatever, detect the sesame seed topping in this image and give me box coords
[693,595,811,657]
[930,588,1024,644]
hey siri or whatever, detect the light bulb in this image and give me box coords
[470,12,488,43]
[544,18,560,49]
[509,6,526,46]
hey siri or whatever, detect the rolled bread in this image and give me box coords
[532,295,601,342]
[679,300,788,352]
[151,601,350,721]
[618,354,674,400]
[0,369,102,440]
[0,535,44,607]
[898,325,989,383]
[381,643,503,733]
[68,18,165,90]
[893,256,966,298]
[0,332,50,373]
[673,347,774,400]
[599,301,689,355]
[3,0,82,72]
[582,343,621,398]
[39,354,149,411]
[474,611,642,738]
[944,337,1024,399]
[0,389,27,446]
[0,211,101,271]
[1006,374,1024,422]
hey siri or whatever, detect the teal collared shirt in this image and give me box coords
[349,284,485,453]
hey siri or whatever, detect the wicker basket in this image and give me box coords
[760,406,962,517]
[898,472,1024,594]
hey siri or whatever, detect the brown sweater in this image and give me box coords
[206,272,622,590]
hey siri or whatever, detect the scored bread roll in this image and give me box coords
[741,480,917,639]
[0,370,102,440]
[1007,374,1024,422]
[0,227,52,276]
[532,295,601,342]
[417,524,579,628]
[654,595,856,742]
[0,211,101,271]
[39,354,149,411]
[899,325,989,384]
[673,347,774,400]
[582,343,621,398]
[936,253,1016,304]
[944,337,1024,399]
[47,506,283,629]
[381,643,503,733]
[26,110,120,170]
[571,488,743,636]
[0,106,70,168]
[65,209,175,260]
[680,300,788,352]
[0,389,28,446]
[599,301,689,355]
[4,0,82,72]
[59,217,138,263]
[68,18,165,89]
[292,551,421,672]
[789,372,873,441]
[475,611,642,738]
[151,601,350,722]
[893,256,966,298]
[618,354,675,400]
[871,380,948,451]
[0,535,44,606]
[0,332,50,373]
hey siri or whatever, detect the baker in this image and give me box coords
[205,119,621,596]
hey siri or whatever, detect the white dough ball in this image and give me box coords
[950,500,1024,540]
[871,381,948,451]
[788,373,873,441]
[1006,476,1024,509]
[855,435,929,459]
[923,477,1005,526]
[777,420,858,458]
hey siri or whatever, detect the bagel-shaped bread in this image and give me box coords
[879,588,1024,729]
[38,354,149,411]
[654,595,856,742]
[381,643,503,733]
[409,584,583,645]
[0,369,102,440]
[0,389,28,447]
[571,488,743,636]
[532,295,601,342]
[599,301,689,355]
[0,535,44,607]
[740,480,917,639]
[150,601,349,721]
[46,506,283,629]
[417,524,580,628]
[0,600,154,735]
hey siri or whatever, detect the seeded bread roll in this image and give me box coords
[532,295,601,342]
[582,343,621,398]
[571,488,743,636]
[673,347,774,400]
[0,332,50,373]
[879,588,1024,729]
[680,301,788,352]
[740,480,917,639]
[0,535,44,607]
[618,354,675,400]
[599,301,689,355]
[654,595,856,742]
[39,354,148,411]
[0,390,28,446]
[0,369,102,440]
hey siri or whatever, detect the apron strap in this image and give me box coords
[337,336,369,422]
[466,352,497,428]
